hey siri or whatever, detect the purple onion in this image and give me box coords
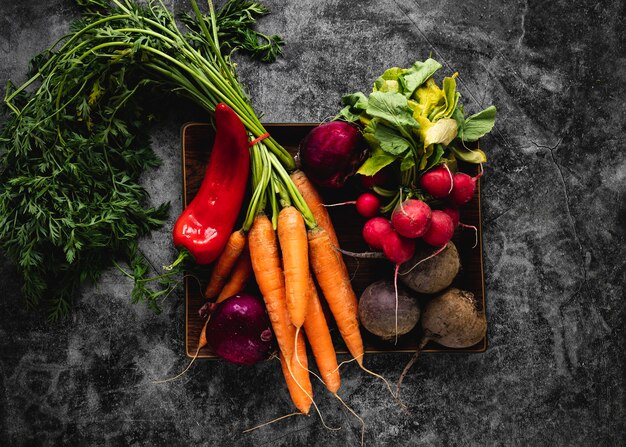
[205,294,274,366]
[299,121,366,188]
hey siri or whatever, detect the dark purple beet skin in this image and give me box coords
[299,121,365,188]
[205,294,275,366]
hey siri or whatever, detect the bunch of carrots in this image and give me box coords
[202,138,365,414]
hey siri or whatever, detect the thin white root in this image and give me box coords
[359,364,394,400]
[293,327,325,387]
[394,264,399,346]
[443,163,454,195]
[331,354,364,373]
[285,340,341,432]
[460,223,479,248]
[323,201,356,207]
[152,317,209,384]
[152,350,199,384]
[398,244,447,276]
[334,393,365,447]
[242,412,303,433]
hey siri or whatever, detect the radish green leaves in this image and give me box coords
[336,58,497,180]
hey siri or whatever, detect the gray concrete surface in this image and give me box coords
[1,0,624,445]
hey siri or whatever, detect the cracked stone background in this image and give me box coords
[1,0,624,445]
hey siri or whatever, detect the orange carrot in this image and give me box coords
[290,170,340,247]
[204,230,247,299]
[277,206,309,328]
[215,249,252,303]
[303,276,340,393]
[249,214,313,412]
[248,215,296,359]
[280,333,313,415]
[308,227,363,365]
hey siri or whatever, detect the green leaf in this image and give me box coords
[373,67,406,93]
[357,148,397,176]
[399,58,442,98]
[341,92,368,111]
[336,92,369,122]
[373,122,411,155]
[335,105,361,122]
[451,145,488,163]
[462,105,496,142]
[452,104,465,140]
[366,91,418,133]
[400,151,416,171]
[426,144,445,170]
[436,76,459,120]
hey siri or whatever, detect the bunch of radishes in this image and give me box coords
[355,164,480,268]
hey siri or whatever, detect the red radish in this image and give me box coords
[391,199,432,238]
[420,165,453,198]
[442,207,478,248]
[422,210,455,247]
[450,173,477,205]
[325,192,381,218]
[355,192,381,218]
[382,230,416,265]
[363,217,393,250]
[442,207,460,228]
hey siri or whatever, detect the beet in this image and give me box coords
[358,280,420,341]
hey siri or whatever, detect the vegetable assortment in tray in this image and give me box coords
[184,123,487,357]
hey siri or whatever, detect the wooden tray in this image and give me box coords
[183,122,487,358]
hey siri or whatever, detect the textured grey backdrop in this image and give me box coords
[1,0,624,446]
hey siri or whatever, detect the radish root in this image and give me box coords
[334,247,386,259]
[460,223,479,248]
[443,163,454,195]
[398,244,446,276]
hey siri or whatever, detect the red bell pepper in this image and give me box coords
[173,103,250,264]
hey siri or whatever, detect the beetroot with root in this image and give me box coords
[397,288,487,396]
[358,280,420,341]
[391,199,432,239]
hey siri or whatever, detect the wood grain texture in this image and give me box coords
[183,123,487,358]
